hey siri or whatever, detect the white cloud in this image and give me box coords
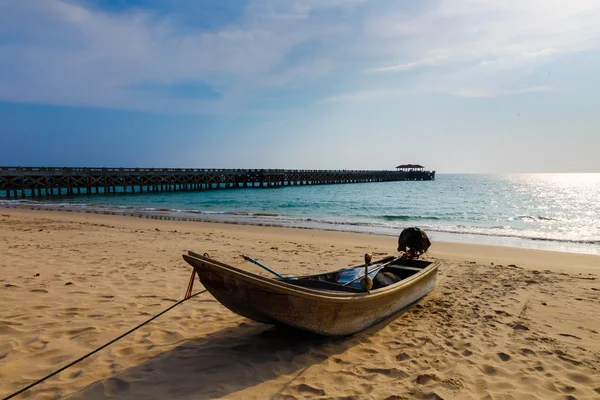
[361,0,600,95]
[365,53,447,73]
[0,0,357,112]
[0,0,599,111]
[320,90,394,103]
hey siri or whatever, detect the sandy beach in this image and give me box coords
[1,208,599,399]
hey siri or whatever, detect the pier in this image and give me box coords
[0,167,435,198]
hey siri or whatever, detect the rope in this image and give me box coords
[2,288,207,400]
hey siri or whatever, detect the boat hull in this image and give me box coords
[183,254,438,336]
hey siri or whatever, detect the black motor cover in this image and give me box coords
[397,227,431,254]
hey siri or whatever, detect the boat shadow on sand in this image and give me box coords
[70,308,416,400]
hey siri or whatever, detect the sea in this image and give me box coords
[2,174,599,255]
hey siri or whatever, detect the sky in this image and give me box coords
[1,0,599,173]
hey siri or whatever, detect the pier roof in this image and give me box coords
[395,164,424,169]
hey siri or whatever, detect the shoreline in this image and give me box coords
[1,207,599,274]
[1,202,598,256]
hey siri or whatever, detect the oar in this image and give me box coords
[343,254,396,289]
[361,253,374,291]
[241,255,285,279]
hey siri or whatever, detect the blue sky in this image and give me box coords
[1,0,599,172]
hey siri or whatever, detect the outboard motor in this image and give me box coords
[397,227,431,259]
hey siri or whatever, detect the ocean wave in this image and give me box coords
[0,199,89,208]
[418,226,599,245]
[298,218,599,245]
[244,215,598,245]
[2,200,597,247]
[302,218,374,227]
[513,215,556,221]
[380,215,442,221]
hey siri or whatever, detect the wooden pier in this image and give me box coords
[0,167,435,198]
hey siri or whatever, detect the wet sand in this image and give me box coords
[1,208,599,399]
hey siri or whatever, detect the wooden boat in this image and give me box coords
[182,251,439,336]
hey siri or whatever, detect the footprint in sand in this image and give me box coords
[30,289,48,293]
[67,327,96,337]
[292,383,326,396]
[25,337,49,352]
[558,384,576,394]
[442,378,464,390]
[566,372,590,384]
[116,347,135,356]
[497,352,511,362]
[520,348,536,356]
[60,369,83,380]
[481,364,497,375]
[509,322,529,331]
[46,355,73,366]
[364,367,409,379]
[416,374,440,385]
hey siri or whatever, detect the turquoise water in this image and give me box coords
[3,174,599,254]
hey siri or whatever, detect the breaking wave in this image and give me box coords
[2,200,597,249]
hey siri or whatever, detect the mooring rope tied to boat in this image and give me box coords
[2,288,208,400]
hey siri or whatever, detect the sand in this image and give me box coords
[1,208,599,399]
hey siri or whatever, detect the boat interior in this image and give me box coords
[281,257,433,293]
